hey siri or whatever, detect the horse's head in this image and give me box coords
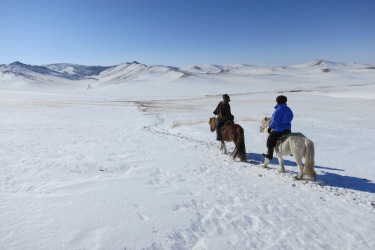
[259,117,271,133]
[209,117,217,132]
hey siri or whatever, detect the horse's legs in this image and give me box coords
[295,157,304,180]
[221,141,227,154]
[261,158,270,168]
[277,154,285,173]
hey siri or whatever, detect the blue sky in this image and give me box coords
[1,0,374,67]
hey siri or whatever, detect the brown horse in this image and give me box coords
[209,117,247,162]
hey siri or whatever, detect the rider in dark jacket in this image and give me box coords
[213,94,234,141]
[263,95,294,160]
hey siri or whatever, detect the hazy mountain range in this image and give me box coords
[0,60,374,84]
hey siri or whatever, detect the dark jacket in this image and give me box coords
[213,101,233,120]
[269,103,294,132]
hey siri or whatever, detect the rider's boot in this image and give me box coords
[262,147,273,160]
[216,130,222,141]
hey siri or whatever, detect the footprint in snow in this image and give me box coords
[137,212,149,221]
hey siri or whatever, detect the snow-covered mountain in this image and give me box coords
[97,61,185,83]
[0,61,186,84]
[0,61,85,81]
[0,60,374,86]
[43,63,112,78]
[180,63,273,74]
[279,59,375,74]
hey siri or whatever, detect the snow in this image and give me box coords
[0,60,375,249]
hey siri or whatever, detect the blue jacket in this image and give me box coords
[269,104,294,132]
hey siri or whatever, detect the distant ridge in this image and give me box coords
[0,60,374,84]
[1,61,84,80]
[44,63,112,77]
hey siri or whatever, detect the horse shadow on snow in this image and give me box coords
[245,152,375,194]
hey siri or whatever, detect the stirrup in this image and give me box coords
[262,153,272,160]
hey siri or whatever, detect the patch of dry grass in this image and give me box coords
[171,119,206,129]
[238,116,257,122]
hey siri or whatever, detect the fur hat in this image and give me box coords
[223,94,230,100]
[276,95,287,104]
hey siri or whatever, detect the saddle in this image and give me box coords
[224,120,234,126]
[276,131,305,156]
[219,120,234,134]
[276,133,289,146]
[222,120,234,129]
[275,132,290,156]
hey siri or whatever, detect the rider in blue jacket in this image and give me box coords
[263,95,294,160]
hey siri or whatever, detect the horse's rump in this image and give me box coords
[222,124,241,141]
[276,132,305,146]
[221,124,246,161]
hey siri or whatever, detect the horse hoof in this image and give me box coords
[294,175,302,180]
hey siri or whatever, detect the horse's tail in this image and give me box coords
[304,139,316,180]
[232,126,247,162]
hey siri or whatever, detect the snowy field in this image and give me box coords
[1,61,375,249]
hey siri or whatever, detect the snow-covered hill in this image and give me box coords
[97,61,185,83]
[43,63,112,78]
[181,63,273,74]
[0,61,187,85]
[279,59,375,74]
[0,61,84,81]
[1,59,374,88]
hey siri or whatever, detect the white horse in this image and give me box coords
[259,117,317,180]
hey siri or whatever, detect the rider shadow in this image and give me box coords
[318,172,375,194]
[245,152,266,165]
[246,152,375,194]
[246,152,301,166]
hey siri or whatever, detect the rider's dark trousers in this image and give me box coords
[267,129,291,148]
[216,118,229,141]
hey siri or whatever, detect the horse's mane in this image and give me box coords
[260,116,271,132]
[261,116,271,125]
[209,117,217,126]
